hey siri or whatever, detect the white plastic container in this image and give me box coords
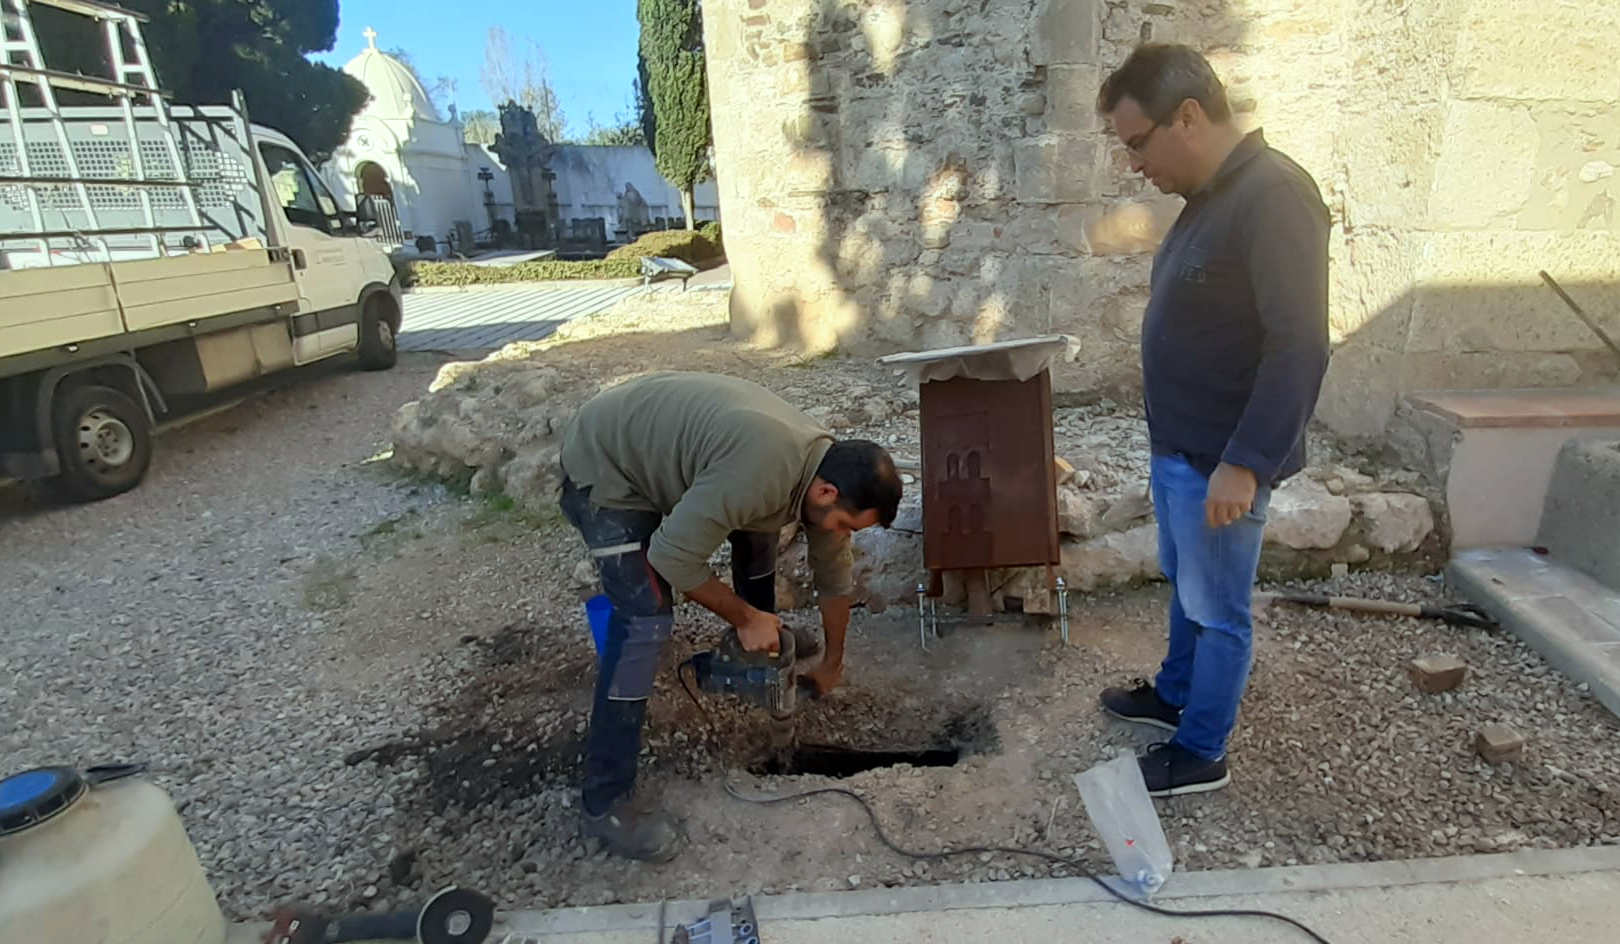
[0,766,225,944]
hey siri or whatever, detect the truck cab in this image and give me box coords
[251,124,402,364]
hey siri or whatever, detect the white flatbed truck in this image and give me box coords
[0,0,402,501]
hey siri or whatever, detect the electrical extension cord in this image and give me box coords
[722,779,1334,943]
[674,659,1333,942]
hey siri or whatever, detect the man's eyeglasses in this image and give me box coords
[1123,119,1164,157]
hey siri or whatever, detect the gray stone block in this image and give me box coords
[1537,438,1620,589]
[1449,548,1620,721]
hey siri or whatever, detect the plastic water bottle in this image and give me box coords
[1073,750,1174,898]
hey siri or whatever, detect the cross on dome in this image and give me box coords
[363,27,378,50]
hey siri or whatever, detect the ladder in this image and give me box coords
[0,0,209,265]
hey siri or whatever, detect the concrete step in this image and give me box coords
[1389,388,1620,549]
[1448,547,1620,719]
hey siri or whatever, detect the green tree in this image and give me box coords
[635,59,657,159]
[34,0,367,162]
[580,116,647,147]
[637,0,711,229]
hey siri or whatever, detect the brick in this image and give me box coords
[1475,724,1526,764]
[1409,653,1469,694]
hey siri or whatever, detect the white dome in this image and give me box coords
[342,32,441,123]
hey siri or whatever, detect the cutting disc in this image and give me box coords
[417,886,495,944]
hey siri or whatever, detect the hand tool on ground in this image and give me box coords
[686,626,799,749]
[1256,591,1498,629]
[263,885,495,944]
[669,896,760,944]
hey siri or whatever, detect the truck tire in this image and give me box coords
[46,384,153,503]
[358,294,398,371]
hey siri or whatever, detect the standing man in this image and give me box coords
[558,370,902,860]
[1094,45,1330,797]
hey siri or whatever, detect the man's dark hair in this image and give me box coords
[1096,43,1231,123]
[817,439,902,526]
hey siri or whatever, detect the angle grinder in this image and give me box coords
[688,625,800,747]
[263,885,495,944]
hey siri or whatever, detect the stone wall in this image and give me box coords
[703,0,1620,438]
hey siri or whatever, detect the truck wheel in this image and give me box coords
[358,295,398,370]
[47,384,153,503]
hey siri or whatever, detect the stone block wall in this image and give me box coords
[703,0,1620,438]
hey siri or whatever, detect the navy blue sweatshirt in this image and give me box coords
[1141,129,1330,486]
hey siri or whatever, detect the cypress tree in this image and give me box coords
[637,0,711,229]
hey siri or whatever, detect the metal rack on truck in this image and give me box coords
[1,0,402,501]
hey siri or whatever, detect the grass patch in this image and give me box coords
[460,490,562,546]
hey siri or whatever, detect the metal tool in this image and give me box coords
[915,582,939,651]
[1540,270,1620,368]
[1258,592,1498,630]
[263,886,495,944]
[1055,577,1070,645]
[689,626,799,746]
[670,896,760,944]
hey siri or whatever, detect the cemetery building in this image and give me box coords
[321,29,720,253]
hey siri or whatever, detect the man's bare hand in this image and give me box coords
[1205,462,1258,529]
[736,608,783,653]
[801,659,843,695]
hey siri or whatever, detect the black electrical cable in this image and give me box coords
[672,660,1332,943]
[723,780,1334,944]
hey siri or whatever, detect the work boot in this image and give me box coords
[1099,678,1182,732]
[1137,742,1230,798]
[580,795,684,863]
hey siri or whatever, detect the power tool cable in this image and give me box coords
[722,779,1333,944]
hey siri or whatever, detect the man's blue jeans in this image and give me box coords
[1149,453,1271,762]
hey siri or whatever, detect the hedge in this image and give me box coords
[401,228,725,288]
[605,229,721,266]
[405,257,642,287]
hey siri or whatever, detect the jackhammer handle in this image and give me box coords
[325,911,419,942]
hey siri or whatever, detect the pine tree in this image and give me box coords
[637,0,711,229]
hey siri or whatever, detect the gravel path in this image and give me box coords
[0,354,471,915]
[4,321,1618,923]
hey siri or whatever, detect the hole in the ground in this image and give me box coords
[750,743,962,778]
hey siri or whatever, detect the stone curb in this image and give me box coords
[496,844,1620,936]
[1447,547,1620,720]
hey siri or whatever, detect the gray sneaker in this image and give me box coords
[580,796,684,862]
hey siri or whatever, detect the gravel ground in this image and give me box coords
[3,308,1618,923]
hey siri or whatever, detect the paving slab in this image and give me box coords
[1448,547,1620,719]
[398,284,674,352]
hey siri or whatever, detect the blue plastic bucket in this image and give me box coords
[585,594,613,657]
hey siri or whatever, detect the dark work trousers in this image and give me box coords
[559,474,777,815]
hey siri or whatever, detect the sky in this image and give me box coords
[309,0,643,136]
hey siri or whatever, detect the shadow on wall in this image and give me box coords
[738,0,1250,387]
[1322,277,1620,437]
